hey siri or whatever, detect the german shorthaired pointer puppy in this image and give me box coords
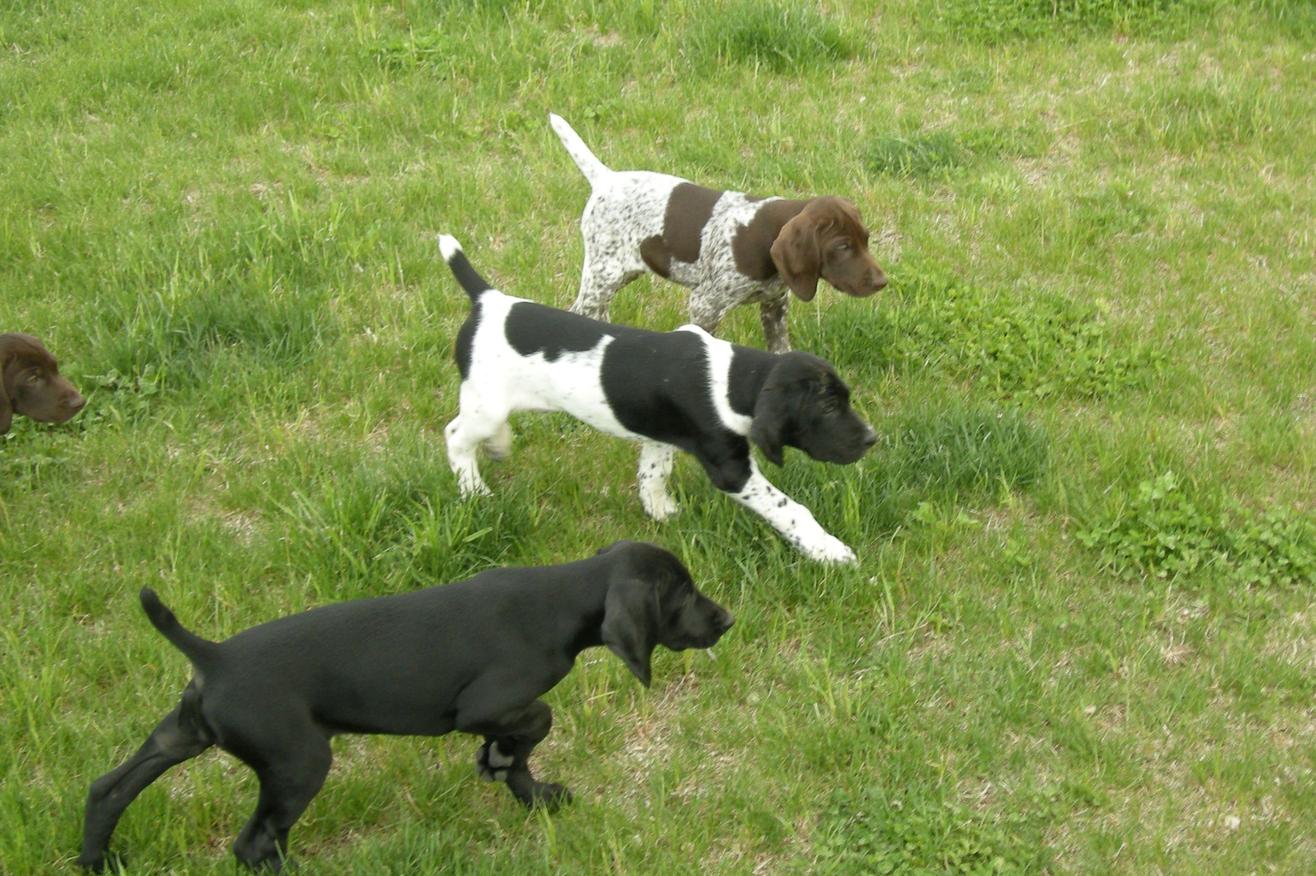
[78,541,733,872]
[439,235,876,564]
[0,332,85,435]
[549,113,887,353]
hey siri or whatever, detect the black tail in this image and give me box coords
[437,234,493,301]
[140,588,219,667]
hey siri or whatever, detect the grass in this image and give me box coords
[2,0,1314,872]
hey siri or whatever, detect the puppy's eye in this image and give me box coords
[25,371,43,386]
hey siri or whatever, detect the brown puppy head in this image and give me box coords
[769,197,886,302]
[0,333,86,435]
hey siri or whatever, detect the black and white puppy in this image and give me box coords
[78,542,733,872]
[440,235,876,564]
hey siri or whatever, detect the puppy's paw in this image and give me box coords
[641,490,679,521]
[475,740,515,782]
[527,781,572,811]
[456,474,493,498]
[804,535,857,565]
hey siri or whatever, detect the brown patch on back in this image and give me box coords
[733,199,807,281]
[662,183,723,264]
[639,235,671,278]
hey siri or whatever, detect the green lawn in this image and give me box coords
[2,0,1314,872]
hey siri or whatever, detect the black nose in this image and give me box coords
[861,428,878,448]
[716,610,735,633]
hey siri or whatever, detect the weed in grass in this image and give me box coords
[1077,471,1316,586]
[686,1,853,71]
[810,784,1051,874]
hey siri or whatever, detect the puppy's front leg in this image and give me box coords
[758,294,791,354]
[637,442,678,520]
[729,462,857,564]
[460,700,570,809]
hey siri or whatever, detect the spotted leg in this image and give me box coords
[719,458,856,564]
[637,442,678,520]
[759,293,792,354]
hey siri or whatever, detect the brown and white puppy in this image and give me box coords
[0,332,85,435]
[550,113,887,353]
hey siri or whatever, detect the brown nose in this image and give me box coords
[67,394,86,412]
[872,271,887,291]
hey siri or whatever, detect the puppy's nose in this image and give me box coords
[872,272,888,291]
[861,428,878,448]
[716,610,735,634]
[68,395,86,412]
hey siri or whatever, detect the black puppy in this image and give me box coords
[78,542,733,872]
[439,235,876,564]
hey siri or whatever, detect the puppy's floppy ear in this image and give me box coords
[600,574,659,688]
[0,348,14,435]
[770,211,821,302]
[749,361,799,467]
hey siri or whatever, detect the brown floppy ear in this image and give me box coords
[770,212,821,302]
[600,574,659,688]
[0,349,14,435]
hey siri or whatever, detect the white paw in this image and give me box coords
[641,490,679,521]
[804,535,857,565]
[456,472,492,498]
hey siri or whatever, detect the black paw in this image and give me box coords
[524,781,573,811]
[77,850,124,873]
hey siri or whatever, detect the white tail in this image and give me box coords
[437,234,462,262]
[548,113,611,187]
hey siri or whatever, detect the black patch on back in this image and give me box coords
[663,183,723,265]
[601,329,711,446]
[505,301,615,361]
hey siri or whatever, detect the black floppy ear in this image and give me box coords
[770,211,821,302]
[600,575,658,688]
[749,365,793,466]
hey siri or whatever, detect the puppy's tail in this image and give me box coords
[437,234,496,302]
[549,113,610,187]
[140,588,219,668]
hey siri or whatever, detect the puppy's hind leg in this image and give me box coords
[78,703,214,872]
[446,385,511,497]
[570,251,639,324]
[637,442,678,520]
[231,735,332,872]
